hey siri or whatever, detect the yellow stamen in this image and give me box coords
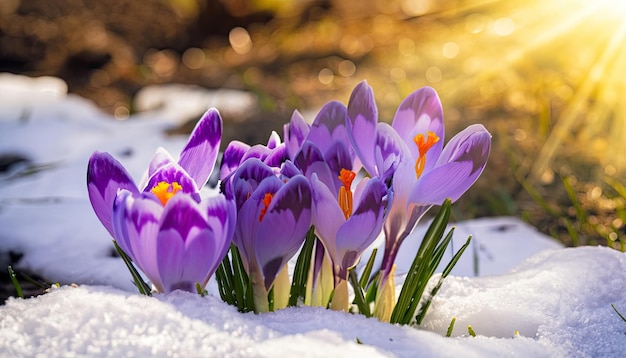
[413,131,440,179]
[259,193,274,222]
[150,181,183,206]
[338,169,356,220]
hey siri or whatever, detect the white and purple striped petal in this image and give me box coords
[347,80,378,176]
[408,124,491,205]
[178,108,222,188]
[266,131,282,149]
[156,195,217,293]
[112,190,234,294]
[391,87,444,174]
[255,175,312,290]
[220,140,250,180]
[284,110,310,160]
[87,151,139,236]
[143,162,200,202]
[112,190,164,292]
[334,178,387,273]
[307,101,350,155]
[310,174,345,263]
[143,147,176,188]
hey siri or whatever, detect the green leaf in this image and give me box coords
[364,271,380,304]
[288,226,316,306]
[359,248,378,290]
[390,199,452,325]
[446,317,456,337]
[348,268,370,317]
[215,262,234,304]
[215,244,255,312]
[8,266,24,298]
[113,240,151,296]
[415,236,472,325]
[231,244,253,312]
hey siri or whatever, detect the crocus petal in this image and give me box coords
[323,141,352,182]
[408,125,491,205]
[347,81,379,176]
[220,140,250,180]
[228,158,276,210]
[391,87,444,173]
[308,101,349,154]
[178,108,222,188]
[112,190,164,292]
[374,123,411,184]
[335,178,387,268]
[242,144,272,162]
[205,195,236,278]
[144,162,200,198]
[284,109,310,160]
[267,131,282,149]
[294,141,337,193]
[87,151,139,237]
[435,124,491,171]
[279,160,301,179]
[156,194,214,293]
[310,174,345,260]
[264,143,287,168]
[233,175,283,266]
[408,161,474,205]
[256,175,312,290]
[137,147,176,190]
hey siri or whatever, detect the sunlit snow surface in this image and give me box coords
[1,73,625,357]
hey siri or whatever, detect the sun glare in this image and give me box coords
[528,0,626,176]
[599,0,626,15]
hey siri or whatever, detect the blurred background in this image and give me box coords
[1,0,625,249]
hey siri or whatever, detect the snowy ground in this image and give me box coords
[0,73,625,357]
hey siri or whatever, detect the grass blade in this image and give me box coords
[113,240,151,296]
[230,244,253,312]
[7,266,24,298]
[215,262,235,304]
[348,268,370,317]
[359,248,378,290]
[468,325,476,337]
[364,271,379,304]
[446,317,456,337]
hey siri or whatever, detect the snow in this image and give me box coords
[1,72,625,357]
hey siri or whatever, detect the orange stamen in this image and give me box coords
[413,131,440,179]
[338,169,356,220]
[151,181,183,206]
[259,192,274,222]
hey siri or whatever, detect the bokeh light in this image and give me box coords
[229,27,252,55]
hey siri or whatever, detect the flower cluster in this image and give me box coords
[87,81,491,321]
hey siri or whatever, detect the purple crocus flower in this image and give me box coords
[225,158,312,312]
[219,131,287,181]
[112,189,235,293]
[347,82,491,300]
[87,108,235,294]
[310,171,389,312]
